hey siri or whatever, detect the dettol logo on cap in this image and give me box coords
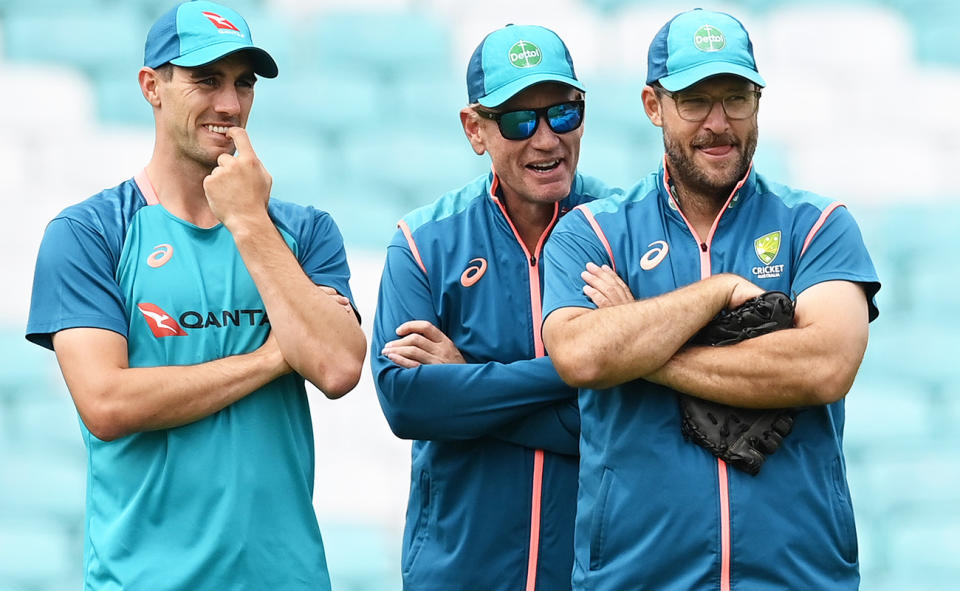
[694,25,725,52]
[508,41,542,68]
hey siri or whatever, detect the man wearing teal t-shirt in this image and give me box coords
[25,2,365,589]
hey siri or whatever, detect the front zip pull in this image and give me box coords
[700,242,708,252]
[530,255,537,266]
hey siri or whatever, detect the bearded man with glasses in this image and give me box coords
[370,24,621,591]
[541,8,881,590]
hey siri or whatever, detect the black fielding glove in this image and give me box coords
[679,291,797,475]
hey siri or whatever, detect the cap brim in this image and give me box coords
[659,62,764,92]
[171,44,278,78]
[478,74,585,108]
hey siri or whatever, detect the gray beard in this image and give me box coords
[663,126,758,199]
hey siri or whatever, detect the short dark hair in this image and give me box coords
[154,63,174,81]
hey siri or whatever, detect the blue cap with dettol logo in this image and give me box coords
[467,24,584,107]
[144,1,278,78]
[646,8,764,92]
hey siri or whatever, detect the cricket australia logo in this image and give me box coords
[694,25,726,52]
[508,41,542,68]
[752,231,785,279]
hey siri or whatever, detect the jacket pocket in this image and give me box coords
[831,455,858,563]
[589,466,614,571]
[402,470,432,576]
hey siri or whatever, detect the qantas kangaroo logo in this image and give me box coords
[460,258,488,287]
[137,303,188,337]
[202,11,241,33]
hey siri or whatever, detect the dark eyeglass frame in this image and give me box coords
[657,87,762,122]
[474,100,585,141]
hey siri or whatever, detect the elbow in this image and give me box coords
[304,338,367,399]
[810,376,856,407]
[544,313,611,389]
[373,369,430,440]
[804,362,859,406]
[315,356,364,399]
[552,353,606,389]
[380,407,420,440]
[76,398,131,442]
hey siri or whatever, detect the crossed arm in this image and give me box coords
[53,128,365,441]
[371,240,580,455]
[378,321,579,455]
[543,263,870,408]
[203,127,366,397]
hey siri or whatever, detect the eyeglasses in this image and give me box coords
[659,88,761,122]
[475,100,585,141]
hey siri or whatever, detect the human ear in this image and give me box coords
[460,107,486,156]
[641,85,663,128]
[139,67,162,108]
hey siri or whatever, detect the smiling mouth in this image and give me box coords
[204,124,231,135]
[527,159,561,172]
[697,144,735,156]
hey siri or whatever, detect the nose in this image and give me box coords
[701,99,729,133]
[214,85,242,118]
[527,114,561,149]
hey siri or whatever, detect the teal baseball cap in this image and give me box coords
[467,24,584,108]
[646,8,764,92]
[144,1,278,78]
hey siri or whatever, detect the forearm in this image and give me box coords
[649,283,870,408]
[54,331,289,441]
[491,398,580,456]
[374,356,573,441]
[229,217,366,397]
[546,274,740,388]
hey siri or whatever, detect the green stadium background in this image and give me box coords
[1,0,958,589]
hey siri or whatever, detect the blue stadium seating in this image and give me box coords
[1,9,144,77]
[310,11,452,83]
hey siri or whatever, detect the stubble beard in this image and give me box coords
[663,126,758,200]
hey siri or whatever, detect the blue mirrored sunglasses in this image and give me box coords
[476,100,585,141]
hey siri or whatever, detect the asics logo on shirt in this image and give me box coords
[146,243,174,268]
[137,303,188,337]
[640,240,669,271]
[460,258,488,287]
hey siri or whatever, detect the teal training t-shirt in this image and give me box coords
[27,172,355,590]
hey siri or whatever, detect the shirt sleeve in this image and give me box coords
[26,216,129,350]
[792,205,880,321]
[295,208,360,321]
[541,209,613,322]
[370,229,577,442]
[491,399,580,456]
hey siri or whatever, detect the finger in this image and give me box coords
[317,285,338,295]
[383,333,432,350]
[382,345,434,365]
[225,126,254,157]
[395,320,441,340]
[216,152,234,168]
[583,285,608,307]
[585,261,601,273]
[581,269,605,289]
[384,351,421,369]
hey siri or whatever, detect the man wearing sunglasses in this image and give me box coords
[371,24,620,591]
[541,8,880,590]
